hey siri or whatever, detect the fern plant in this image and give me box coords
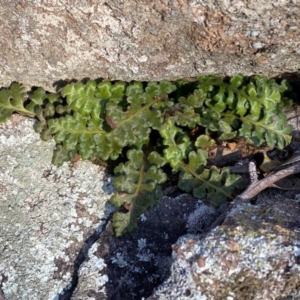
[0,75,294,236]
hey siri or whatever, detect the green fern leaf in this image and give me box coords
[179,150,241,206]
[106,102,151,147]
[110,150,166,236]
[61,80,106,116]
[253,76,281,106]
[100,81,126,103]
[47,112,121,164]
[238,121,253,138]
[235,93,249,117]
[169,102,201,128]
[176,88,207,128]
[195,135,216,148]
[159,119,192,170]
[26,87,62,134]
[26,87,60,112]
[206,85,227,112]
[240,112,292,149]
[148,151,166,167]
[145,80,176,97]
[0,83,34,123]
[193,167,241,206]
[230,74,244,88]
[95,81,112,99]
[178,88,206,108]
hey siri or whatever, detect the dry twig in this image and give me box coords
[207,160,300,231]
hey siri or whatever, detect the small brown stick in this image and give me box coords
[238,162,300,201]
[206,161,300,232]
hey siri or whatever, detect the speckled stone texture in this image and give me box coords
[71,195,220,300]
[149,190,300,300]
[0,115,115,299]
[0,1,299,90]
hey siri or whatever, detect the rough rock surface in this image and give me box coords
[0,115,116,299]
[71,195,220,300]
[0,115,220,299]
[0,1,300,90]
[149,190,300,300]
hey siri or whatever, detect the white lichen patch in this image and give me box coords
[111,252,128,268]
[72,242,108,299]
[186,202,218,234]
[0,115,115,299]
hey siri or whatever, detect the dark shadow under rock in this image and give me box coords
[104,194,198,300]
[71,194,221,299]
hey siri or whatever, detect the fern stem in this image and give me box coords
[64,129,106,135]
[8,105,36,118]
[114,97,162,128]
[133,161,145,198]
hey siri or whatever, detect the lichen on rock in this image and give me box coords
[0,115,115,299]
[149,190,300,299]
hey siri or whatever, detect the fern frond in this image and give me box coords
[110,149,167,236]
[0,83,35,122]
[160,120,241,206]
[189,75,293,149]
[106,81,175,148]
[159,119,192,170]
[46,112,121,164]
[179,151,241,206]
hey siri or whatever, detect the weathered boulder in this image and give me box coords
[0,1,299,90]
[0,115,115,299]
[149,190,300,299]
[1,115,300,300]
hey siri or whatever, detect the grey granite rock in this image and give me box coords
[149,190,300,299]
[2,115,300,300]
[71,194,220,300]
[0,115,115,299]
[0,1,300,90]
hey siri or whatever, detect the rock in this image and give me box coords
[0,115,115,299]
[0,115,220,299]
[0,1,300,90]
[149,190,300,299]
[71,195,220,300]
